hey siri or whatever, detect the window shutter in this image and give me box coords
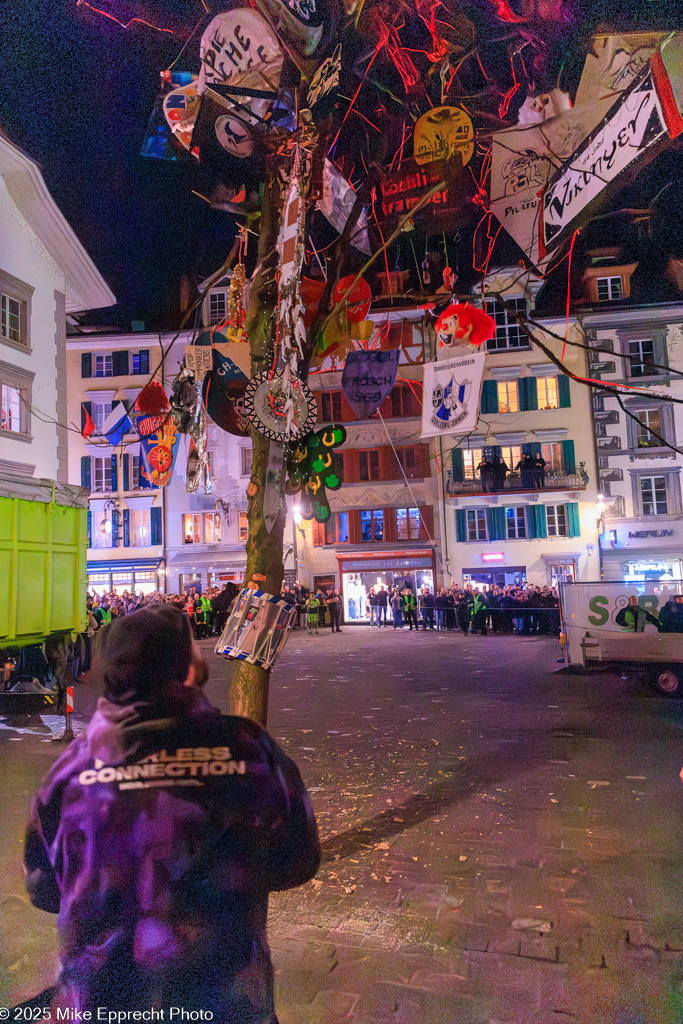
[567,501,581,537]
[522,441,542,457]
[420,505,434,538]
[111,509,119,546]
[558,375,571,408]
[416,443,430,478]
[81,401,92,433]
[652,330,667,374]
[519,376,537,411]
[81,352,92,378]
[451,447,464,483]
[384,508,397,543]
[111,454,118,492]
[139,350,150,375]
[343,449,360,483]
[562,439,576,475]
[123,508,130,547]
[455,508,467,543]
[312,520,325,546]
[87,510,92,548]
[487,507,506,541]
[81,456,91,490]
[112,350,129,376]
[122,453,130,491]
[535,505,548,538]
[480,379,498,415]
[150,505,162,545]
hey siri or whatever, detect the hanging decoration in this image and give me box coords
[133,381,180,487]
[516,89,571,125]
[197,10,284,97]
[421,352,487,439]
[141,72,197,161]
[341,349,400,420]
[433,302,496,359]
[163,77,200,152]
[244,370,317,442]
[317,159,372,255]
[215,587,297,669]
[413,106,474,167]
[202,347,251,437]
[306,43,342,112]
[256,0,327,56]
[225,262,248,342]
[184,345,214,379]
[171,367,212,494]
[286,424,346,522]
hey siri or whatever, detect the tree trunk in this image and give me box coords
[230,168,285,728]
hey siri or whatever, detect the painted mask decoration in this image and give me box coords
[434,302,496,359]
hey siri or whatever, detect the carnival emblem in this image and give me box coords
[244,370,317,442]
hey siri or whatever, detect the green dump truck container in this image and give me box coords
[0,474,88,650]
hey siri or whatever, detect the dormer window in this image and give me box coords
[208,289,228,325]
[596,276,623,301]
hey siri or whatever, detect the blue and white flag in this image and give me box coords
[421,352,486,438]
[101,403,132,446]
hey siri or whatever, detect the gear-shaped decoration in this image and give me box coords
[244,370,317,442]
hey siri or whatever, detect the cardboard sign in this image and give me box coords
[378,157,473,233]
[215,587,296,669]
[317,159,371,255]
[163,80,199,152]
[413,105,474,167]
[341,349,400,420]
[185,345,213,379]
[198,10,283,96]
[421,352,486,439]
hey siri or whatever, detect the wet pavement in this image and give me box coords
[2,625,683,1022]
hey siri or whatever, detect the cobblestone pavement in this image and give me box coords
[2,626,683,1023]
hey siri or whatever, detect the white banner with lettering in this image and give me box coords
[420,352,486,439]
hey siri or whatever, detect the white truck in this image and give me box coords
[560,581,683,696]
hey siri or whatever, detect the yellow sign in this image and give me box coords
[413,106,474,167]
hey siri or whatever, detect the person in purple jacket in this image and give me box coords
[22,604,320,1023]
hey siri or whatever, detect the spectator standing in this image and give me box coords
[390,587,403,629]
[402,588,418,631]
[306,593,321,634]
[376,585,388,627]
[421,587,435,630]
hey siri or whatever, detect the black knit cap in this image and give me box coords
[103,604,193,702]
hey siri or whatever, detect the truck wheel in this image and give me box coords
[654,665,683,697]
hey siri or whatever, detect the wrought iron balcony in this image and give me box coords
[446,470,588,498]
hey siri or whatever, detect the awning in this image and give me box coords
[87,558,162,573]
[167,549,246,567]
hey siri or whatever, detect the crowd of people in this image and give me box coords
[475,453,548,493]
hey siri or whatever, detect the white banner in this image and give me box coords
[420,352,486,439]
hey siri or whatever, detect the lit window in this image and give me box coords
[240,446,252,477]
[1,383,21,433]
[462,450,478,480]
[360,509,383,541]
[1,294,21,343]
[628,339,656,377]
[496,380,519,413]
[499,446,521,472]
[321,392,342,421]
[336,511,349,543]
[204,512,221,544]
[397,507,421,540]
[94,354,113,378]
[541,443,564,473]
[130,509,151,547]
[506,506,526,539]
[640,476,668,516]
[91,511,112,549]
[239,511,249,542]
[92,457,113,493]
[635,409,662,448]
[466,508,487,541]
[537,376,559,410]
[359,450,380,481]
[209,290,228,325]
[183,513,202,544]
[546,504,568,536]
[596,276,623,301]
[486,297,528,351]
[92,401,113,433]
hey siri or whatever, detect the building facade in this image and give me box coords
[439,270,602,588]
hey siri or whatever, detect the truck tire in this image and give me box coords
[653,665,683,697]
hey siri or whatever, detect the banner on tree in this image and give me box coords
[421,352,486,438]
[341,349,399,420]
[133,382,180,487]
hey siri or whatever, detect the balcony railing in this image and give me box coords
[446,471,588,498]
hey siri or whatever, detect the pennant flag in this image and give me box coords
[342,349,400,420]
[421,352,486,438]
[101,403,132,446]
[81,403,95,439]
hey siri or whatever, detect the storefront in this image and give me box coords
[87,558,162,595]
[601,520,683,582]
[463,564,527,589]
[337,549,436,622]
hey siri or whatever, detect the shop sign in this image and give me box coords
[378,158,472,231]
[481,552,504,562]
[341,556,433,572]
[628,529,673,538]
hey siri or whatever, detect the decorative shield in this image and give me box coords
[202,348,251,437]
[413,106,474,167]
[341,349,400,420]
[133,381,180,487]
[244,370,317,441]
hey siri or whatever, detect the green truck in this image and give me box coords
[0,471,88,715]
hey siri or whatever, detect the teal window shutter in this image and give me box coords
[455,509,467,542]
[452,447,464,482]
[536,505,548,538]
[523,442,542,457]
[123,509,130,547]
[81,456,91,490]
[519,377,538,411]
[558,375,571,408]
[87,510,92,548]
[527,505,536,539]
[486,507,506,541]
[122,454,130,492]
[480,379,499,414]
[112,351,129,376]
[486,508,496,541]
[562,439,576,475]
[568,501,581,537]
[151,505,162,545]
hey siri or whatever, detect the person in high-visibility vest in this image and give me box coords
[305,594,320,634]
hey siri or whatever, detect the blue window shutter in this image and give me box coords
[519,377,538,411]
[87,510,92,548]
[81,456,91,490]
[480,379,499,415]
[562,439,576,475]
[151,505,162,545]
[527,505,536,539]
[81,401,92,433]
[123,509,130,547]
[523,441,542,457]
[112,351,129,376]
[487,507,506,541]
[452,447,464,482]
[558,375,571,408]
[122,454,130,492]
[81,352,92,378]
[111,454,118,492]
[536,505,548,538]
[568,501,581,537]
[111,509,119,546]
[139,350,150,374]
[455,509,467,543]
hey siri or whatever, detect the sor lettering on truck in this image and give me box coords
[587,594,661,628]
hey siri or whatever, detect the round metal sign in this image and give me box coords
[413,106,474,167]
[244,371,317,441]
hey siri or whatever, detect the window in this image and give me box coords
[537,376,559,410]
[132,350,150,375]
[204,512,222,544]
[206,449,216,478]
[397,507,421,540]
[325,512,349,545]
[132,455,141,489]
[640,476,668,516]
[499,446,522,473]
[91,511,112,549]
[1,294,21,343]
[130,509,151,547]
[635,409,662,448]
[597,276,623,301]
[496,380,519,414]
[92,400,113,433]
[486,297,529,351]
[359,450,380,481]
[209,290,228,325]
[1,383,21,433]
[546,504,568,536]
[240,446,252,477]
[466,508,487,541]
[321,392,342,421]
[462,449,478,480]
[94,353,113,378]
[541,443,564,473]
[92,457,113,493]
[239,511,249,542]
[506,506,526,539]
[396,447,417,474]
[183,513,202,544]
[628,339,656,378]
[391,384,421,417]
[361,509,383,541]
